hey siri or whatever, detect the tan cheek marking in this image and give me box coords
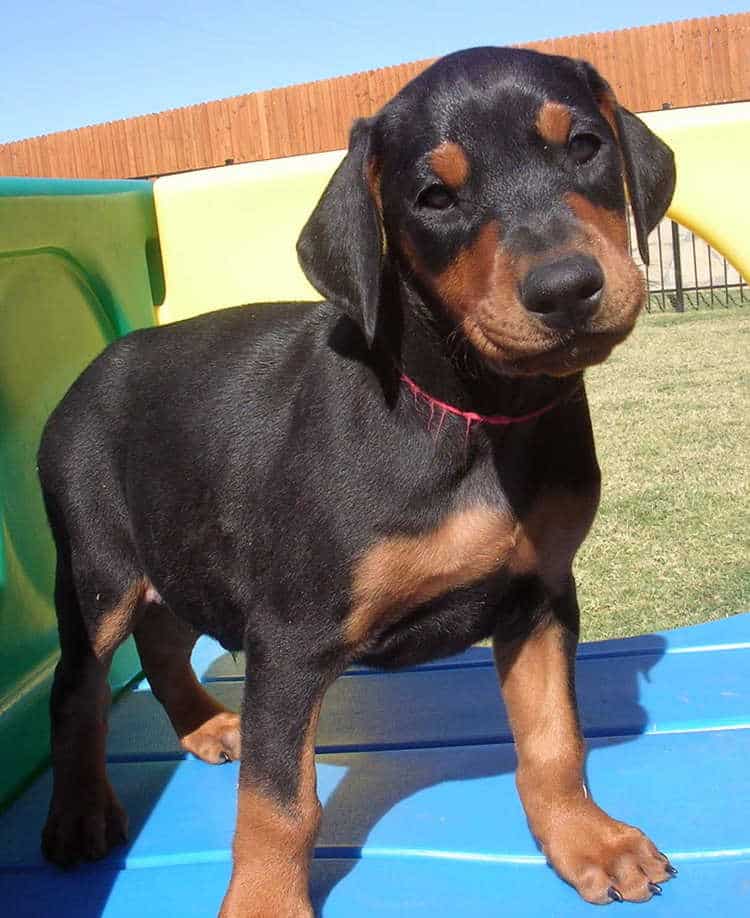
[91,577,150,660]
[347,505,517,646]
[436,221,498,308]
[436,222,531,362]
[536,102,573,146]
[565,192,628,251]
[404,222,551,366]
[429,141,470,189]
[510,485,600,592]
[564,191,645,332]
[436,221,517,314]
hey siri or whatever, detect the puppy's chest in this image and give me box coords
[345,487,596,648]
[345,504,526,646]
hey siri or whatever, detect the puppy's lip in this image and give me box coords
[477,326,631,377]
[542,334,626,374]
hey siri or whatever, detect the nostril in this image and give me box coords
[520,255,604,322]
[578,271,604,302]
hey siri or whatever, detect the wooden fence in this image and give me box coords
[1,13,748,179]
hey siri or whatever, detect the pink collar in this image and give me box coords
[400,373,562,437]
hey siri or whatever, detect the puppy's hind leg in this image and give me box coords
[41,496,143,867]
[134,604,241,764]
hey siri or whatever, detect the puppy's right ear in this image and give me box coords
[297,118,383,347]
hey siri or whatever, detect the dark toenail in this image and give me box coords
[649,883,663,895]
[220,751,231,763]
[608,887,623,902]
[658,851,678,875]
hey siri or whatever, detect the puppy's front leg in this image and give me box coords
[219,645,332,918]
[494,579,676,905]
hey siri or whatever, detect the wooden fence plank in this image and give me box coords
[1,13,747,178]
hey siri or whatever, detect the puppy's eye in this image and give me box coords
[568,132,601,165]
[417,184,455,210]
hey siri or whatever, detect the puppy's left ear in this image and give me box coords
[613,107,676,265]
[576,61,676,265]
[297,117,383,347]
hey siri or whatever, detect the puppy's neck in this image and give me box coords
[382,271,572,420]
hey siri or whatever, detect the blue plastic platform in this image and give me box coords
[2,613,749,916]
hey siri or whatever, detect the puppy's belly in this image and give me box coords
[150,587,248,654]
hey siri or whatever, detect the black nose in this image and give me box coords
[520,255,604,326]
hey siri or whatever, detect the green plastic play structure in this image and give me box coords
[0,178,163,806]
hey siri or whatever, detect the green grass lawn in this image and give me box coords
[576,305,749,641]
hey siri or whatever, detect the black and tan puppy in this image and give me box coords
[39,47,677,915]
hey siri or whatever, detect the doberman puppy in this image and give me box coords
[38,46,677,914]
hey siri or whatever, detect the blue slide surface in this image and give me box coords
[1,613,749,916]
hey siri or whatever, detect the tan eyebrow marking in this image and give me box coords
[536,101,573,145]
[429,141,470,189]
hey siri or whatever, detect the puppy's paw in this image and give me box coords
[180,710,242,764]
[541,801,676,904]
[42,780,128,868]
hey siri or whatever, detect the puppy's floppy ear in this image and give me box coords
[613,107,676,265]
[576,61,676,265]
[297,117,383,347]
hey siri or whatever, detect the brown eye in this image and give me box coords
[568,132,601,164]
[417,184,455,210]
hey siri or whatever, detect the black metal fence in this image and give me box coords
[629,218,748,313]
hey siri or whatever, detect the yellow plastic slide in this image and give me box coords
[641,102,750,283]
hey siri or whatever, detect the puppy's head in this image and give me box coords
[297,47,675,377]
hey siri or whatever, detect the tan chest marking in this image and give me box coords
[347,505,518,645]
[347,486,600,646]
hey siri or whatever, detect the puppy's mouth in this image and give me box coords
[510,332,628,377]
[464,316,632,378]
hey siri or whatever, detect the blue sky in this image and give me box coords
[1,1,746,143]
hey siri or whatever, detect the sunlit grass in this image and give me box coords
[576,305,749,640]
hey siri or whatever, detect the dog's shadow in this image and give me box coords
[5,634,666,916]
